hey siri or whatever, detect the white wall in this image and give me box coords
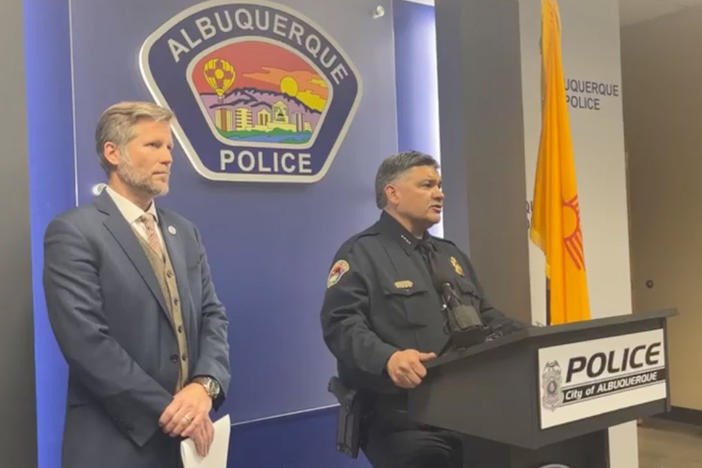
[518,0,637,465]
[622,5,702,412]
[436,0,637,463]
[520,0,631,323]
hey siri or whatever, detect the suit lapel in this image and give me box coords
[95,191,170,318]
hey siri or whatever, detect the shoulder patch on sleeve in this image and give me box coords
[327,259,350,288]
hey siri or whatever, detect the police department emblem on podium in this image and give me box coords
[541,360,564,411]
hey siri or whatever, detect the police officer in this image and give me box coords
[321,151,524,468]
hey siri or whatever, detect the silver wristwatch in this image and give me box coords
[193,376,220,399]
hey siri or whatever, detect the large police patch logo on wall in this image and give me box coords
[139,1,362,182]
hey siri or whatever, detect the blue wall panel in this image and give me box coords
[67,0,398,423]
[393,0,442,238]
[28,1,435,466]
[394,0,440,158]
[224,4,436,465]
[229,408,369,467]
[23,1,74,467]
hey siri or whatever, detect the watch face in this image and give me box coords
[195,377,218,397]
[206,378,219,397]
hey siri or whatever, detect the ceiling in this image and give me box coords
[402,0,702,27]
[619,0,702,26]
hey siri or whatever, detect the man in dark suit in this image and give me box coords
[321,151,524,468]
[43,101,230,468]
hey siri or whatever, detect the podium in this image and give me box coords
[408,310,674,468]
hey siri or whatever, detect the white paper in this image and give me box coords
[180,414,231,468]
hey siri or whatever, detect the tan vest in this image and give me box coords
[133,228,189,391]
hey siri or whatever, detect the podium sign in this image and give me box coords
[408,309,674,457]
[538,329,666,429]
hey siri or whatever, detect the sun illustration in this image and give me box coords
[280,76,298,97]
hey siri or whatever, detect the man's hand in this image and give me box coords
[159,383,213,456]
[188,417,215,458]
[385,349,436,389]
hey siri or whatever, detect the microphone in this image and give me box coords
[434,270,488,352]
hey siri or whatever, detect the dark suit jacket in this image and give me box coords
[43,190,231,468]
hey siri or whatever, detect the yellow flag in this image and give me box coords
[529,0,589,324]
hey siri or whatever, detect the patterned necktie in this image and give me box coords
[139,214,164,261]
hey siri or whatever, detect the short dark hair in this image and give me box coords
[374,151,439,209]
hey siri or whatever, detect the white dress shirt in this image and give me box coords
[104,186,165,250]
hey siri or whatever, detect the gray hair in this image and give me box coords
[95,101,174,173]
[374,150,439,209]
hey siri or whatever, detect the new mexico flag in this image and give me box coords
[530,0,590,324]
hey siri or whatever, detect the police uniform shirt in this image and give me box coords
[321,211,521,393]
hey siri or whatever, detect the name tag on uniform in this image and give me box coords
[394,280,414,289]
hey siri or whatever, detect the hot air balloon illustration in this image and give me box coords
[203,58,235,101]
